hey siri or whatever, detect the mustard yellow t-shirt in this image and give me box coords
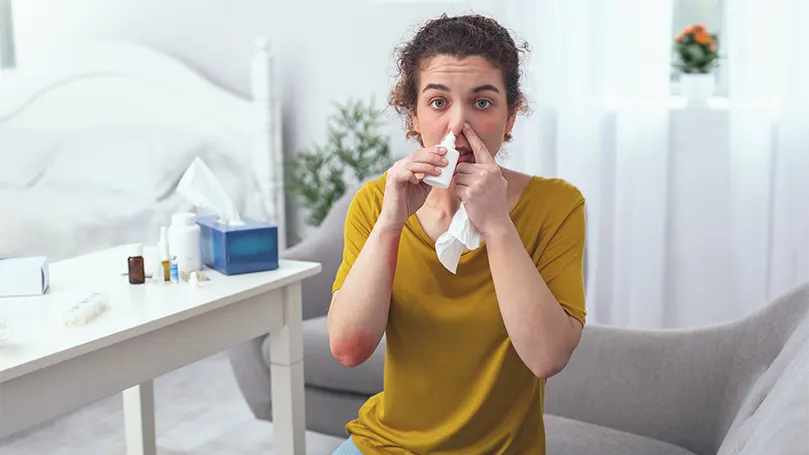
[332,173,587,455]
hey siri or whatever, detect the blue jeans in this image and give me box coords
[332,437,363,454]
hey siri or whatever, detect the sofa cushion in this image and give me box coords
[545,415,697,455]
[263,315,385,396]
[717,315,809,455]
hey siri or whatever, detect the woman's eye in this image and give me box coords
[475,99,492,109]
[430,99,447,108]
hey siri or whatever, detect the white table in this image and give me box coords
[0,245,321,455]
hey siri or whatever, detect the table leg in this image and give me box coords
[123,380,157,455]
[270,281,306,455]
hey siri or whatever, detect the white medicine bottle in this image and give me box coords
[168,212,202,276]
[422,131,459,189]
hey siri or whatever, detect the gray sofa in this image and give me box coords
[228,185,809,455]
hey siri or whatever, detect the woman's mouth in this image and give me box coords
[453,152,476,175]
[457,152,475,164]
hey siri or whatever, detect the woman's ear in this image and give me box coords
[412,113,421,134]
[505,108,517,137]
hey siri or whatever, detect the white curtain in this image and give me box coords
[509,0,674,328]
[727,0,809,314]
[502,0,808,329]
[0,0,14,68]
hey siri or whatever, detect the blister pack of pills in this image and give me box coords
[62,293,108,327]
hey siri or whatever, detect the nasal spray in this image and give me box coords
[422,131,459,189]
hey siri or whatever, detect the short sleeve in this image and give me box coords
[532,199,587,326]
[332,180,384,294]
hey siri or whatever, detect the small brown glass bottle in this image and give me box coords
[128,243,146,285]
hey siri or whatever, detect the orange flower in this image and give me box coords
[709,38,716,51]
[694,32,710,45]
[684,24,705,34]
[675,33,684,42]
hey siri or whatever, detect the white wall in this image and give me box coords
[11,0,507,237]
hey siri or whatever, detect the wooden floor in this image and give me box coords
[0,352,344,454]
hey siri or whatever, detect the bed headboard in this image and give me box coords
[0,37,287,249]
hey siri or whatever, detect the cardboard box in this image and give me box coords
[0,256,49,297]
[196,216,279,275]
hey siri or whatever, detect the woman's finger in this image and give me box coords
[411,145,446,157]
[453,173,474,187]
[453,184,470,201]
[412,147,449,167]
[391,161,440,184]
[455,163,480,175]
[407,162,442,176]
[463,123,496,165]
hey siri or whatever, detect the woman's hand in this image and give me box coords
[453,123,510,236]
[379,145,448,231]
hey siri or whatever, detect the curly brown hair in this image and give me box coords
[389,14,530,144]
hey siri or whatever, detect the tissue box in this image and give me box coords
[196,215,279,275]
[0,256,50,297]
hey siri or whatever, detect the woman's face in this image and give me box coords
[412,54,515,162]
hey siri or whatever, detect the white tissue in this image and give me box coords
[177,157,244,226]
[435,204,481,274]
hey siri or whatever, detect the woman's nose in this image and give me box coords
[448,105,466,135]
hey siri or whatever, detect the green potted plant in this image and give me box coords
[285,98,394,229]
[672,24,720,103]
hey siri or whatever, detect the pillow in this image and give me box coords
[35,126,213,200]
[0,129,66,189]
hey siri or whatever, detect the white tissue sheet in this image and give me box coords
[435,204,481,274]
[177,157,244,226]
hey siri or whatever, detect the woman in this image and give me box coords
[328,13,586,455]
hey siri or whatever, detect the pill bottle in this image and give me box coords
[168,212,202,276]
[128,243,146,285]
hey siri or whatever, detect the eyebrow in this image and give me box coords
[471,84,500,94]
[421,83,501,94]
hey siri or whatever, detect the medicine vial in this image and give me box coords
[170,258,179,283]
[159,226,171,282]
[422,131,460,189]
[128,243,146,285]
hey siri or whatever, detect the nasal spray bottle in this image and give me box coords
[158,227,171,282]
[422,131,459,189]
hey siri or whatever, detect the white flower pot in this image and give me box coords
[680,73,715,104]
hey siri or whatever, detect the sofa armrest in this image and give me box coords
[545,322,738,452]
[280,229,342,321]
[280,188,358,321]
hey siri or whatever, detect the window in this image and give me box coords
[672,0,727,97]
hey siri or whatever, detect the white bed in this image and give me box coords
[0,38,286,261]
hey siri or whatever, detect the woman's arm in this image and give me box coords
[327,146,447,367]
[453,123,585,378]
[327,218,401,367]
[485,221,583,379]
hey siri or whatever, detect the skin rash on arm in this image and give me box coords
[330,327,377,367]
